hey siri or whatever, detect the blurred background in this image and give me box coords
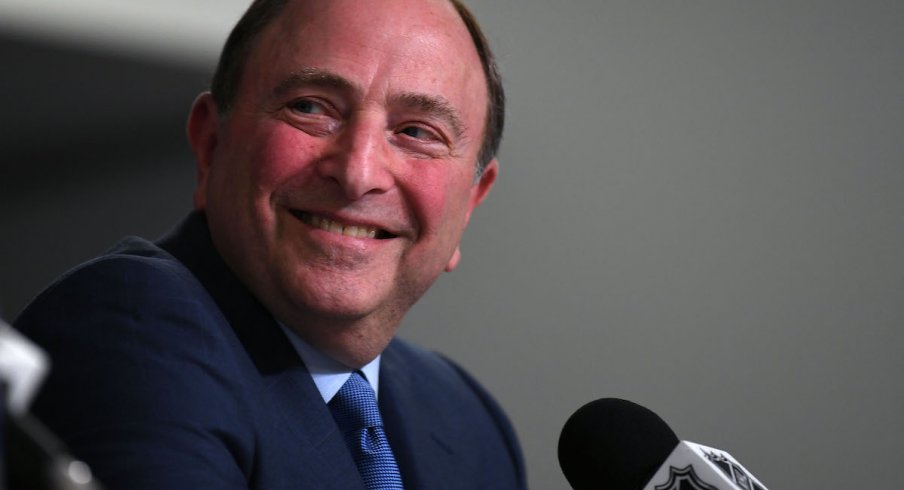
[1,0,902,488]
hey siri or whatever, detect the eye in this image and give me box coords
[397,125,441,142]
[289,98,328,115]
[400,126,425,138]
[282,97,341,136]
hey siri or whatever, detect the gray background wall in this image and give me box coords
[2,1,902,488]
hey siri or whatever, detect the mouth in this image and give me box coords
[292,211,396,239]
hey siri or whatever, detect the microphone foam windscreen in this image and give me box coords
[558,398,679,490]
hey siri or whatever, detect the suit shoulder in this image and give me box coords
[17,236,212,325]
[15,234,230,368]
[40,235,201,297]
[14,236,255,487]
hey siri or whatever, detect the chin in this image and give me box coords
[284,285,389,324]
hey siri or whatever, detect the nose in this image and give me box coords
[317,117,394,200]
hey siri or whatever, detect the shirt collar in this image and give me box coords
[279,324,381,403]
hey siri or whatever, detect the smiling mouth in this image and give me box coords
[293,211,395,239]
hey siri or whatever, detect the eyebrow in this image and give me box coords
[272,68,359,99]
[272,68,467,140]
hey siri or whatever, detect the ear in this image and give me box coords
[445,159,499,272]
[186,92,220,210]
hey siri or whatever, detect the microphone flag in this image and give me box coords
[643,441,768,490]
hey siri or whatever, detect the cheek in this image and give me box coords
[406,167,475,238]
[236,127,323,197]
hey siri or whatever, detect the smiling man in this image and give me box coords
[15,0,525,488]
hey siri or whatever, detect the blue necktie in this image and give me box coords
[329,371,404,489]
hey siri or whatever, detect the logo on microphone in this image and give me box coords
[704,450,765,490]
[654,465,718,490]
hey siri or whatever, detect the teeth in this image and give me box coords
[302,213,380,239]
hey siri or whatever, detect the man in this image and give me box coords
[14,0,525,488]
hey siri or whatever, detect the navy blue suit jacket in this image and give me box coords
[16,213,526,489]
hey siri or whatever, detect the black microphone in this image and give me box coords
[558,398,769,490]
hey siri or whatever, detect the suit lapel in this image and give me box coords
[380,341,464,490]
[229,306,362,489]
[261,361,365,489]
[159,212,365,489]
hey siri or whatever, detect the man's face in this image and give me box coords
[189,0,496,365]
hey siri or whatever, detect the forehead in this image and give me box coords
[239,0,488,126]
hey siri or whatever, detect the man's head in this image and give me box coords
[209,0,504,175]
[187,0,502,368]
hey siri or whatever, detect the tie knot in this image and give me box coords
[330,371,382,431]
[328,371,404,489]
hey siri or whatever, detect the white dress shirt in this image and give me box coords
[279,324,381,403]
